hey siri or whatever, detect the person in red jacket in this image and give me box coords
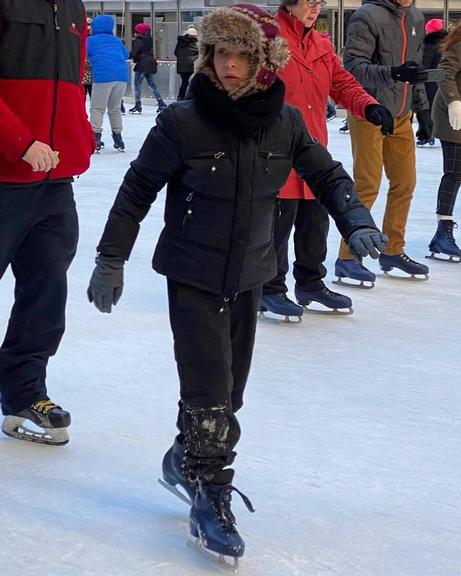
[0,0,94,446]
[260,0,393,318]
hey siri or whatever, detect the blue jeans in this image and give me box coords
[134,71,163,103]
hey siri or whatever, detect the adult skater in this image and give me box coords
[174,25,199,101]
[260,0,394,318]
[336,0,432,285]
[129,23,167,115]
[0,0,94,445]
[87,5,386,566]
[428,21,461,261]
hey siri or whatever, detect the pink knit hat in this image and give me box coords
[135,23,151,35]
[425,19,444,34]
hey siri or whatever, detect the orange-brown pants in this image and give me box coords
[339,111,416,259]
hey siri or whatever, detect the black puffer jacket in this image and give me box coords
[423,30,448,108]
[174,35,199,74]
[97,74,377,298]
[131,34,157,74]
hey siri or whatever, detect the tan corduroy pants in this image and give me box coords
[339,111,416,259]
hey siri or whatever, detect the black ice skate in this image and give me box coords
[427,221,461,263]
[295,284,353,315]
[94,132,104,154]
[188,477,254,572]
[158,435,198,505]
[379,253,429,279]
[112,132,125,152]
[258,292,303,323]
[156,99,168,114]
[129,101,142,114]
[2,400,71,446]
[333,258,376,289]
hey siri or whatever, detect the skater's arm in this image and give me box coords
[97,108,183,260]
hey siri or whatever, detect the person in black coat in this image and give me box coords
[87,4,387,561]
[174,25,199,100]
[129,23,167,114]
[417,18,448,146]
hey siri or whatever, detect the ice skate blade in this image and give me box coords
[381,270,429,281]
[158,478,192,506]
[426,252,461,263]
[332,277,374,290]
[302,305,354,316]
[187,537,239,573]
[258,311,302,324]
[2,416,69,446]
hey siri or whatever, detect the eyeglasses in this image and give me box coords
[306,0,327,7]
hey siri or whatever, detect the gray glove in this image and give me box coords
[348,228,388,260]
[87,255,124,313]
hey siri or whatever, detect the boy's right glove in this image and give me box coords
[348,228,388,260]
[87,255,124,313]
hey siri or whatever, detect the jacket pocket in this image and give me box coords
[258,151,290,175]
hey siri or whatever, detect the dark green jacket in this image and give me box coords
[432,41,461,144]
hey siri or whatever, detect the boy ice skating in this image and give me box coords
[88,4,386,567]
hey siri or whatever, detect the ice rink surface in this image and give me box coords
[0,109,460,576]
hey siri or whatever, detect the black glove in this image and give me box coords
[415,109,434,141]
[348,228,388,260]
[391,61,428,84]
[87,255,124,313]
[364,104,394,135]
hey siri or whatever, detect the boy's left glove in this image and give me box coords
[348,228,388,260]
[87,255,124,313]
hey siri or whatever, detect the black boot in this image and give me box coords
[129,101,142,114]
[160,435,198,504]
[93,132,104,153]
[112,132,125,152]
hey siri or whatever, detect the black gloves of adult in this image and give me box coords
[415,109,434,141]
[348,228,388,260]
[364,104,394,135]
[87,255,124,313]
[391,61,428,84]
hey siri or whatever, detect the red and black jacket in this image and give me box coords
[0,0,94,184]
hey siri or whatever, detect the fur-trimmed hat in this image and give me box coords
[196,4,290,100]
[135,23,151,35]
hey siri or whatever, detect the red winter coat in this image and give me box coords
[276,9,377,199]
[0,0,94,184]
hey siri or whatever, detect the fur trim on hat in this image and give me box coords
[196,5,289,100]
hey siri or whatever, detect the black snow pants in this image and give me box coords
[263,197,329,294]
[167,279,261,479]
[0,182,78,415]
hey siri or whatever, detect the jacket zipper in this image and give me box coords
[259,151,288,174]
[48,1,60,178]
[396,12,408,118]
[182,191,194,229]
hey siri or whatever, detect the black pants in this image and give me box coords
[177,72,192,101]
[263,198,329,294]
[167,280,260,474]
[437,140,461,217]
[0,182,78,415]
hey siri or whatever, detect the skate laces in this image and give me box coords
[31,400,60,415]
[216,485,255,528]
[443,221,457,243]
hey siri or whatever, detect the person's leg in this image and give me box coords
[107,81,126,135]
[436,140,461,218]
[263,199,298,294]
[177,73,191,100]
[145,73,167,107]
[0,183,78,415]
[381,111,416,255]
[133,71,144,105]
[292,199,328,291]
[89,82,110,134]
[338,115,385,260]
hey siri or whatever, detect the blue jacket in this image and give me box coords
[87,15,130,83]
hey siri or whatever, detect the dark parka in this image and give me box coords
[174,34,199,74]
[343,0,428,117]
[131,33,157,74]
[97,91,377,299]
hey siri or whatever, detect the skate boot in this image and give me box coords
[120,100,126,115]
[416,137,435,147]
[259,292,303,322]
[156,99,168,113]
[112,132,125,152]
[427,220,461,263]
[189,474,254,571]
[339,120,349,134]
[333,258,376,289]
[129,101,142,114]
[379,253,429,279]
[159,435,198,505]
[295,284,353,315]
[2,400,71,446]
[94,132,104,153]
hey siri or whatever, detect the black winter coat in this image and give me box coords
[422,30,448,109]
[97,75,377,299]
[131,34,157,74]
[174,35,199,74]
